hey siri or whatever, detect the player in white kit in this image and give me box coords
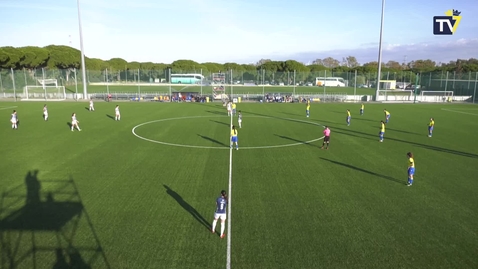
[226,101,232,116]
[115,105,120,121]
[238,111,242,128]
[89,99,94,111]
[211,190,228,238]
[10,110,18,129]
[43,104,48,121]
[71,113,81,131]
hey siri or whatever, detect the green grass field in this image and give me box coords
[61,84,375,96]
[1,101,477,269]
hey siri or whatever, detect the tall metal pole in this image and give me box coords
[200,69,203,96]
[74,68,78,100]
[77,0,88,99]
[11,68,16,101]
[354,69,357,97]
[473,72,477,104]
[106,68,109,95]
[375,0,386,100]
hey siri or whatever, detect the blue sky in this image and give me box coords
[0,0,477,64]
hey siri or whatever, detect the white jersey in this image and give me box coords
[89,101,93,107]
[11,113,17,122]
[238,114,242,122]
[43,107,48,115]
[227,103,232,111]
[115,107,120,115]
[71,115,77,124]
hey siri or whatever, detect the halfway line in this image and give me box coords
[226,113,233,269]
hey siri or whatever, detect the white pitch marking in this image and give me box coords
[0,106,18,111]
[441,108,478,116]
[131,115,325,150]
[227,113,232,269]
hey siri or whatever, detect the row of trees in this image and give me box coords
[1,45,478,75]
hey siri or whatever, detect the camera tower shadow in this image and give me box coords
[0,170,110,269]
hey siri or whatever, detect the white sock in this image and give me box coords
[220,222,225,236]
[212,219,217,231]
[45,116,48,121]
[77,126,81,131]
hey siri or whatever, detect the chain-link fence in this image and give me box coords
[1,68,477,101]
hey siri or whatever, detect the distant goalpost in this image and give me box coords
[376,90,414,102]
[23,79,66,101]
[417,91,454,102]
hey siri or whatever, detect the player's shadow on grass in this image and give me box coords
[163,185,210,230]
[320,158,403,184]
[281,112,303,117]
[66,122,72,129]
[353,117,376,122]
[205,110,226,116]
[197,134,228,147]
[385,128,422,136]
[84,107,90,111]
[241,110,319,127]
[0,171,110,269]
[274,134,316,147]
[106,114,115,120]
[210,120,230,127]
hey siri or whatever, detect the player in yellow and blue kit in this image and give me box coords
[346,109,351,126]
[428,118,434,137]
[384,109,390,123]
[360,104,364,115]
[379,120,385,142]
[407,152,415,186]
[306,100,310,117]
[232,103,237,116]
[230,125,238,150]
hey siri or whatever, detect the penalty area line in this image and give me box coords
[441,108,478,116]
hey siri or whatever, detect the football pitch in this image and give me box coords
[0,101,477,269]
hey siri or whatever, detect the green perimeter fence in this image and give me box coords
[0,68,477,98]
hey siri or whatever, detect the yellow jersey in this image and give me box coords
[232,103,236,109]
[385,110,390,116]
[429,120,434,127]
[409,157,415,168]
[347,111,351,117]
[380,123,385,132]
[231,129,237,137]
[361,104,364,110]
[306,104,310,110]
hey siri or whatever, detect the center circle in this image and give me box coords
[131,115,325,150]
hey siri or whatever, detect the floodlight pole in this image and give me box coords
[375,0,386,100]
[77,0,88,99]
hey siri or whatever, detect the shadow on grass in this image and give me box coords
[66,122,72,129]
[210,120,230,127]
[333,127,478,159]
[274,134,317,147]
[385,128,422,136]
[353,117,376,122]
[205,110,226,116]
[281,112,304,117]
[106,114,115,120]
[163,185,210,230]
[0,171,110,269]
[197,134,228,147]
[84,107,90,111]
[320,158,403,184]
[241,110,319,127]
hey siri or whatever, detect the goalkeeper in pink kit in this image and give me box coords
[321,126,331,149]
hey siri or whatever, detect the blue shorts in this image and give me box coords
[346,116,351,121]
[231,136,238,143]
[408,167,415,176]
[428,126,433,131]
[386,115,390,119]
[379,131,384,135]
